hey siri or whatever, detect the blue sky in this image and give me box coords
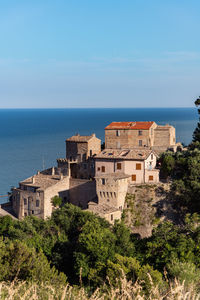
[0,0,200,108]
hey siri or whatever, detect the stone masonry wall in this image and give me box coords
[69,178,96,209]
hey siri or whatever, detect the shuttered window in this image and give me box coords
[149,175,153,181]
[136,163,141,170]
[132,174,136,181]
[117,163,122,170]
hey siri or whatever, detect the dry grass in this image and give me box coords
[0,275,199,300]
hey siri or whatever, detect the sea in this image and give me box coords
[0,108,198,203]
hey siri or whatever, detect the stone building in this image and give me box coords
[57,133,101,179]
[105,121,177,152]
[95,148,159,184]
[88,173,130,224]
[12,168,69,219]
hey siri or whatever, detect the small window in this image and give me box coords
[107,192,109,197]
[114,192,116,198]
[149,175,153,181]
[100,191,102,197]
[36,199,40,207]
[138,130,142,136]
[24,198,27,205]
[139,140,142,147]
[117,163,121,170]
[151,154,153,160]
[103,192,105,197]
[111,214,113,221]
[32,210,34,214]
[102,178,105,185]
[132,174,136,181]
[136,163,141,170]
[116,130,120,136]
[98,167,100,171]
[101,166,105,172]
[24,212,27,217]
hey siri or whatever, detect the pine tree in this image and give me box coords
[193,96,200,142]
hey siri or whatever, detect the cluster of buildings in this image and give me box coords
[11,121,180,223]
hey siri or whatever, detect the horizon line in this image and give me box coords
[0,106,195,110]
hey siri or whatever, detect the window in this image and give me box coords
[117,163,122,170]
[24,198,27,205]
[107,192,109,197]
[136,163,141,170]
[36,199,40,207]
[139,140,142,147]
[32,210,34,214]
[90,150,93,156]
[151,154,153,160]
[101,166,105,172]
[111,214,113,221]
[100,191,102,197]
[102,178,105,185]
[116,130,120,136]
[132,174,136,181]
[24,212,27,217]
[149,175,153,181]
[98,167,100,171]
[138,130,142,136]
[103,192,106,197]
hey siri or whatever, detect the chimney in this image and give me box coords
[32,176,35,184]
[52,167,55,175]
[91,133,96,137]
[60,173,63,180]
[37,170,40,175]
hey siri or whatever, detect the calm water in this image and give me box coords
[0,108,198,201]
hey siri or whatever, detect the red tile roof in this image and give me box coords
[105,121,155,130]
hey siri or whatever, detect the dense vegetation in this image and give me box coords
[1,99,200,298]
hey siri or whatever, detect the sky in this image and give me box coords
[0,0,200,108]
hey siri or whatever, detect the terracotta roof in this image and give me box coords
[105,121,155,130]
[95,148,154,160]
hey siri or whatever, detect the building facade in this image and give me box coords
[105,121,177,152]
[95,149,159,184]
[12,169,69,219]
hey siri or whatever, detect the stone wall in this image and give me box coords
[96,176,129,210]
[105,129,153,149]
[68,178,96,209]
[154,126,176,148]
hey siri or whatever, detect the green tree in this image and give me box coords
[51,195,62,207]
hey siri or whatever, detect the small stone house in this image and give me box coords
[59,133,101,179]
[12,169,69,219]
[66,133,101,162]
[95,148,159,184]
[105,121,177,152]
